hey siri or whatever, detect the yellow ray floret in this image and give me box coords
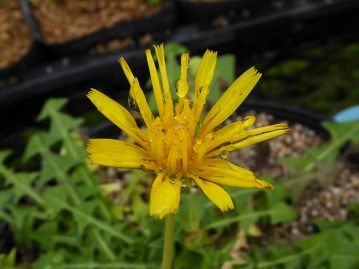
[192,176,234,212]
[200,67,261,136]
[118,57,134,84]
[129,78,153,127]
[87,89,148,148]
[176,53,189,98]
[154,44,173,121]
[87,139,155,170]
[145,49,164,117]
[196,159,273,190]
[150,173,181,219]
[195,50,217,93]
[87,44,290,218]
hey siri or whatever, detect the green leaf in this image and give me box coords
[264,180,291,207]
[267,59,309,76]
[42,185,69,217]
[37,98,68,121]
[48,113,83,155]
[37,98,84,162]
[33,221,68,250]
[239,207,262,232]
[0,249,17,268]
[305,121,359,171]
[74,202,98,234]
[0,162,44,206]
[48,197,133,244]
[39,153,75,186]
[255,246,317,269]
[180,193,203,232]
[188,56,201,78]
[164,42,188,58]
[280,121,359,174]
[269,202,297,225]
[324,121,359,143]
[0,150,12,164]
[51,262,159,269]
[90,227,116,261]
[32,251,66,269]
[330,254,359,269]
[205,202,296,230]
[23,132,54,161]
[204,209,259,231]
[208,54,235,103]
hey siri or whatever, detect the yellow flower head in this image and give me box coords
[87,44,289,219]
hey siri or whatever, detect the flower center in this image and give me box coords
[147,114,195,176]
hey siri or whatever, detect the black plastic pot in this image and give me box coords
[23,0,177,56]
[1,0,357,100]
[177,0,266,24]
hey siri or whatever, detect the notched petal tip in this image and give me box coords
[118,57,135,84]
[150,209,178,220]
[256,179,274,190]
[87,88,97,96]
[193,176,234,212]
[86,139,93,151]
[87,88,102,104]
[250,66,262,76]
[86,140,97,164]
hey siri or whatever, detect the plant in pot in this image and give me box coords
[1,43,359,269]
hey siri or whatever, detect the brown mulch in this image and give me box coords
[30,0,165,43]
[88,38,134,56]
[0,1,32,69]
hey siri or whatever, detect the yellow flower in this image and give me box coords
[87,44,289,219]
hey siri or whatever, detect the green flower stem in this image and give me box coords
[161,214,175,269]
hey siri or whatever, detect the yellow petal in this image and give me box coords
[192,176,234,212]
[150,174,181,219]
[200,67,261,136]
[213,116,255,140]
[233,128,289,149]
[87,139,155,170]
[203,121,245,153]
[195,50,217,92]
[118,57,135,85]
[87,89,148,148]
[207,124,289,157]
[196,159,273,190]
[130,78,153,127]
[247,123,288,136]
[192,85,209,126]
[208,123,289,156]
[146,49,164,117]
[154,44,173,119]
[176,53,189,98]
